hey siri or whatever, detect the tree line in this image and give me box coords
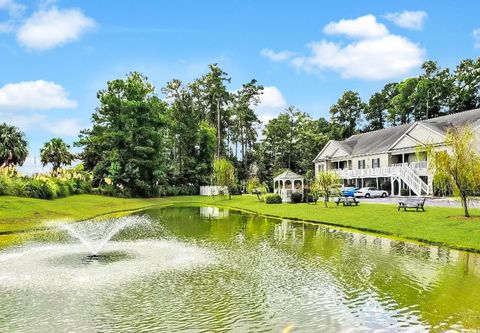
[1,57,479,197]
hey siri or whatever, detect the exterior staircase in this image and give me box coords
[399,164,428,196]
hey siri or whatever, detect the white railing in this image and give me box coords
[399,164,428,196]
[333,162,428,196]
[335,162,427,179]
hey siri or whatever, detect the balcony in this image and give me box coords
[334,161,428,179]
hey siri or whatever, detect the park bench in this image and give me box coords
[397,198,426,212]
[335,197,360,206]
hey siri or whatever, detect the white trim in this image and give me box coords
[312,141,349,162]
[386,122,445,152]
[389,133,424,151]
[312,140,333,162]
[385,123,415,152]
[416,122,447,138]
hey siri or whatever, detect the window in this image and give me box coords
[358,160,366,169]
[372,158,380,168]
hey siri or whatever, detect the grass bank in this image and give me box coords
[2,194,480,252]
[164,195,480,252]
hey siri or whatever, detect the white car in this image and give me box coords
[354,187,388,198]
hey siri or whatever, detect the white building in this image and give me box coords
[313,109,480,196]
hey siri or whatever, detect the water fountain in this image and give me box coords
[57,215,149,256]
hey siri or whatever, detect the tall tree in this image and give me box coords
[262,107,305,172]
[40,138,75,171]
[230,79,263,163]
[0,123,28,167]
[411,61,454,120]
[330,91,366,138]
[190,64,231,157]
[162,79,201,185]
[296,117,330,173]
[387,78,418,125]
[364,92,388,131]
[450,58,480,113]
[76,72,169,197]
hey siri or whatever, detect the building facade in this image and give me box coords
[313,109,480,196]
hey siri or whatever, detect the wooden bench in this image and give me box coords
[397,198,426,212]
[335,197,360,206]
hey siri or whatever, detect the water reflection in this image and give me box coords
[199,206,229,219]
[1,206,480,332]
[149,206,480,331]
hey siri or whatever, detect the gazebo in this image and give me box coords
[273,170,304,203]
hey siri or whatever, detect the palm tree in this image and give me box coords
[40,138,76,171]
[0,123,28,167]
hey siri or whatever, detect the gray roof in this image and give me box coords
[273,169,304,180]
[326,108,480,157]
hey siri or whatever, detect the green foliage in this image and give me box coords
[0,123,28,167]
[212,158,236,199]
[246,176,268,201]
[290,191,303,203]
[311,171,341,207]
[230,79,263,179]
[330,91,366,138]
[265,193,282,204]
[157,185,198,197]
[40,138,76,171]
[76,72,169,197]
[0,166,93,200]
[426,126,480,217]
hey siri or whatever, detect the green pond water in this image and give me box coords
[1,205,480,332]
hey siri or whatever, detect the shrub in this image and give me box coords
[0,165,93,200]
[265,193,282,204]
[400,188,410,196]
[157,185,199,197]
[291,191,303,203]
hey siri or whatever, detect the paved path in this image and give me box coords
[358,196,480,208]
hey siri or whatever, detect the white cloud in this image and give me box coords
[383,10,427,30]
[474,29,480,48]
[17,7,96,50]
[1,112,47,130]
[292,35,424,80]
[0,0,26,18]
[253,86,287,123]
[260,48,296,62]
[0,80,77,110]
[44,118,83,136]
[323,14,389,39]
[260,15,426,80]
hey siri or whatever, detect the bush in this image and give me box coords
[0,166,93,200]
[291,191,303,203]
[157,185,199,197]
[400,188,410,196]
[265,193,282,204]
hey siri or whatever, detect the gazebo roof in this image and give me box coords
[273,170,304,181]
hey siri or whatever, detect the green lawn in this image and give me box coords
[2,194,480,252]
[0,195,156,233]
[165,195,480,252]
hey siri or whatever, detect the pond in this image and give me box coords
[1,206,480,332]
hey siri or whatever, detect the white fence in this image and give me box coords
[199,186,229,196]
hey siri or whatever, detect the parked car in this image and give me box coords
[354,187,388,198]
[340,187,358,197]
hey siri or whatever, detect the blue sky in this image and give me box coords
[0,0,479,173]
